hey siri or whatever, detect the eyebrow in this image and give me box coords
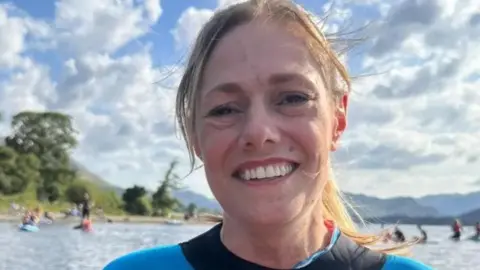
[204,72,316,97]
[268,73,315,89]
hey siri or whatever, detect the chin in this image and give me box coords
[232,199,304,226]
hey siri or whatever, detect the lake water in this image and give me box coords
[0,222,478,269]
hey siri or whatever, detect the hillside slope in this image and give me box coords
[416,192,480,216]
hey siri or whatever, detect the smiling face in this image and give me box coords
[193,19,348,225]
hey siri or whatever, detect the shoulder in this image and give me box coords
[103,244,194,270]
[382,255,433,270]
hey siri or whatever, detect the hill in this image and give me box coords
[70,161,124,196]
[344,193,439,218]
[416,192,480,216]
[172,189,222,212]
[365,207,480,226]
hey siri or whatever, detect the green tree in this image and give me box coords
[122,185,146,204]
[125,196,152,216]
[65,179,92,204]
[122,185,151,215]
[5,111,78,201]
[186,202,198,218]
[0,146,40,195]
[151,160,182,216]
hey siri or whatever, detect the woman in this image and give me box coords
[105,0,431,269]
[81,192,91,219]
[21,210,34,226]
[451,219,462,240]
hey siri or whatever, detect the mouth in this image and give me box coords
[232,162,300,182]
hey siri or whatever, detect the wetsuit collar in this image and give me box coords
[292,220,340,268]
[179,219,384,270]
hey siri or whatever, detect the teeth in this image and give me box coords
[239,163,295,181]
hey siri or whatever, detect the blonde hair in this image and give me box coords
[175,0,413,255]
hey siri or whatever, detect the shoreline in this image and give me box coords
[0,213,216,225]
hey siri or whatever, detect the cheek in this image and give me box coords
[289,117,332,167]
[197,124,234,174]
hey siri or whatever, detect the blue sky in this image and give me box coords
[0,0,479,199]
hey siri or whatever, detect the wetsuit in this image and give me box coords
[81,199,90,219]
[394,229,406,243]
[104,223,432,270]
[420,229,427,242]
[452,223,461,240]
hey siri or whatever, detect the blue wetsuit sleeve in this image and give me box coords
[103,244,194,270]
[382,255,433,270]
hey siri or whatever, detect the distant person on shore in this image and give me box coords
[81,193,91,219]
[451,219,462,240]
[104,1,431,269]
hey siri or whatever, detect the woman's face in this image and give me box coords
[194,20,348,225]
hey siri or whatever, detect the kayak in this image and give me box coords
[19,224,39,232]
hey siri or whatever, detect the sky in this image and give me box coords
[0,0,479,199]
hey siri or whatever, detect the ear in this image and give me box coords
[330,94,348,151]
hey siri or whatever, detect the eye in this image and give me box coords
[206,105,240,117]
[277,92,310,106]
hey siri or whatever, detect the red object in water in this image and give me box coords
[453,223,461,232]
[82,219,93,232]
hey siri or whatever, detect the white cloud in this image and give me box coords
[54,0,162,55]
[0,59,55,113]
[171,7,213,51]
[333,0,480,197]
[0,4,52,68]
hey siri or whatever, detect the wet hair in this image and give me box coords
[175,0,412,254]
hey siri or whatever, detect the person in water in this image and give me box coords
[451,219,462,240]
[416,225,427,243]
[21,210,38,226]
[393,226,406,243]
[21,210,32,225]
[473,222,480,238]
[81,217,93,231]
[104,1,432,269]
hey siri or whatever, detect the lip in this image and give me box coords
[233,157,299,173]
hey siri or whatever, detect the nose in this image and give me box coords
[238,104,280,151]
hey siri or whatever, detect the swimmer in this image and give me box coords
[393,226,406,243]
[451,219,462,240]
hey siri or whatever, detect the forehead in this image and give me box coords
[201,20,322,93]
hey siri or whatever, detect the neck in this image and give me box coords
[220,204,329,269]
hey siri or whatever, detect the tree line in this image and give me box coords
[0,111,198,217]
